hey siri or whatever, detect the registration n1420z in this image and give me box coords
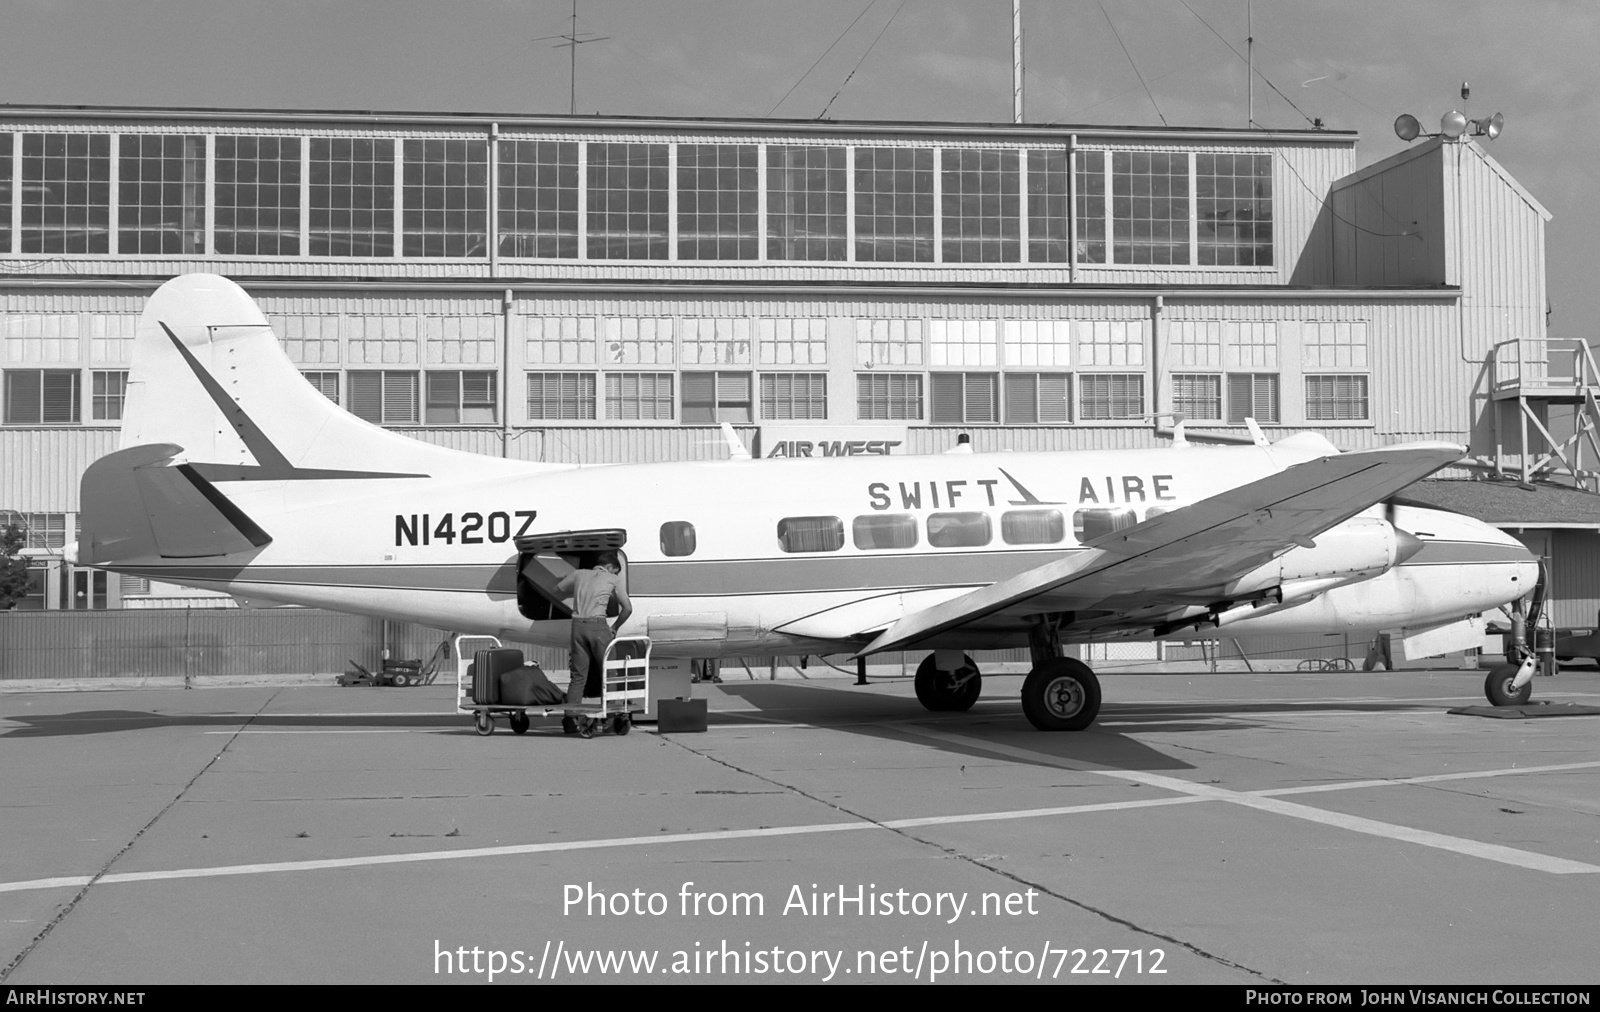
[394,511,536,546]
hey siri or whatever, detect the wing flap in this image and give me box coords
[858,441,1463,655]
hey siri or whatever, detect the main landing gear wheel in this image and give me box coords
[1021,658,1102,731]
[474,712,494,736]
[1485,664,1534,707]
[914,654,982,712]
[509,712,530,735]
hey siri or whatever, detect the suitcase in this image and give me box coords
[657,697,707,733]
[499,664,564,707]
[471,648,525,705]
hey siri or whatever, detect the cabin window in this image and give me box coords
[1074,507,1138,543]
[660,521,697,557]
[777,516,844,553]
[1001,509,1064,545]
[927,511,992,548]
[852,514,918,550]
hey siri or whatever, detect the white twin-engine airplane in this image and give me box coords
[71,275,1540,731]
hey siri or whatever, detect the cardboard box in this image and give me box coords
[656,697,707,733]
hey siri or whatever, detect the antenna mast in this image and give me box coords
[537,0,609,115]
[1247,0,1254,127]
[1013,0,1024,123]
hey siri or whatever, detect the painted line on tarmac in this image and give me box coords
[899,727,1600,876]
[0,794,1219,897]
[1257,760,1600,796]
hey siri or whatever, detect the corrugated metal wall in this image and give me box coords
[0,428,119,511]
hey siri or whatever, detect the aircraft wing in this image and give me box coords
[858,441,1464,655]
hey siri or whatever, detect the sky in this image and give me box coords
[1,0,1594,333]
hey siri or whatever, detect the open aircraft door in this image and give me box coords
[512,528,629,622]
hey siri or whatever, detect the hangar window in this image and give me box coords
[1003,373,1070,424]
[91,371,128,421]
[678,144,758,260]
[425,371,497,425]
[681,319,752,365]
[853,514,918,550]
[930,321,997,367]
[498,139,577,258]
[1077,321,1145,367]
[1228,373,1279,424]
[854,319,924,368]
[604,318,674,366]
[1003,321,1071,368]
[1026,149,1068,263]
[1002,509,1065,545]
[348,370,418,426]
[855,147,934,263]
[856,373,923,421]
[587,142,668,260]
[402,139,488,258]
[215,135,301,256]
[1172,374,1222,421]
[0,133,11,253]
[930,373,998,424]
[1073,507,1137,543]
[767,145,847,261]
[1197,153,1273,266]
[524,316,597,365]
[777,516,844,553]
[682,371,751,424]
[4,370,79,425]
[118,134,205,255]
[941,148,1019,263]
[760,373,826,420]
[308,137,395,257]
[1078,374,1144,420]
[757,319,827,366]
[927,511,992,548]
[660,521,697,557]
[526,372,596,421]
[1305,375,1369,421]
[1111,151,1190,265]
[20,133,111,254]
[605,372,674,420]
[302,371,340,404]
[1075,150,1108,263]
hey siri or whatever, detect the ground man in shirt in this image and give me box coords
[555,552,633,707]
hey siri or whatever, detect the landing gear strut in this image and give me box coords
[1020,614,1101,731]
[914,653,982,711]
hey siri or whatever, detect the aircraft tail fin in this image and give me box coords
[122,274,547,481]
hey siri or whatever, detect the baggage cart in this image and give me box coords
[455,633,651,738]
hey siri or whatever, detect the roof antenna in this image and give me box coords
[944,432,974,454]
[1244,417,1270,447]
[720,421,752,460]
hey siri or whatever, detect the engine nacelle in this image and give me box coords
[1223,517,1419,599]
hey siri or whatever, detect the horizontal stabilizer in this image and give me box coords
[78,444,272,563]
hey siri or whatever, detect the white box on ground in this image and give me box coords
[646,656,692,718]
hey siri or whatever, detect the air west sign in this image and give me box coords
[762,425,908,458]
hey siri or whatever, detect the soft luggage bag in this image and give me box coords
[499,664,565,706]
[471,648,525,704]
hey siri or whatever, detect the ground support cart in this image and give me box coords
[454,634,651,738]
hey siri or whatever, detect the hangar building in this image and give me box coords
[0,104,1590,667]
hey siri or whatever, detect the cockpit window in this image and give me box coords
[778,516,844,553]
[660,521,696,557]
[853,514,918,550]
